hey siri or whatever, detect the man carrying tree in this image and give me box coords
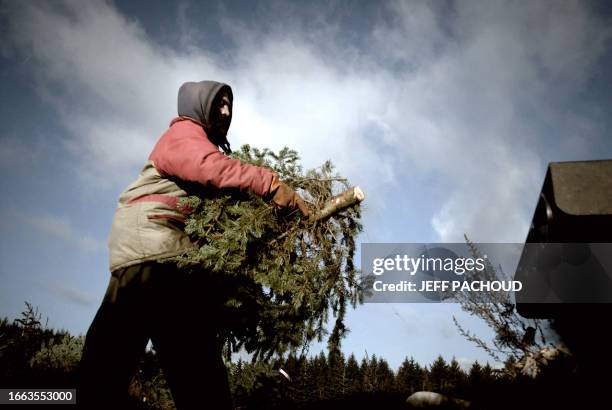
[78,81,309,409]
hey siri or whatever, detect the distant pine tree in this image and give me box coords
[468,361,483,386]
[313,351,329,400]
[299,355,317,405]
[345,353,362,394]
[396,357,424,395]
[360,356,372,393]
[375,357,396,394]
[445,357,466,395]
[281,352,306,405]
[328,351,347,398]
[427,355,449,392]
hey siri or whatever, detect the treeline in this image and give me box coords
[228,352,500,409]
[0,303,560,409]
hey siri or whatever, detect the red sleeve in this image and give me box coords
[149,119,276,196]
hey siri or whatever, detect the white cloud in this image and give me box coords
[24,213,104,253]
[4,0,611,242]
[40,281,95,306]
[372,0,611,241]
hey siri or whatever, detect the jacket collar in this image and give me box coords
[169,116,206,128]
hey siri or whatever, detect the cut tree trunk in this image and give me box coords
[312,186,365,222]
[270,186,365,245]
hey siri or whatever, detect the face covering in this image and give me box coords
[177,81,233,154]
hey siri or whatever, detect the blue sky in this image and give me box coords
[1,0,612,371]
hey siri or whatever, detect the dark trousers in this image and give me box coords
[78,262,233,409]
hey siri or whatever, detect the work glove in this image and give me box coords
[269,174,310,218]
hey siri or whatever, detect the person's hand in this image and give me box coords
[269,175,310,218]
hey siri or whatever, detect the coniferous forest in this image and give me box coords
[0,301,587,410]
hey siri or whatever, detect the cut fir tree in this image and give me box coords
[172,145,365,361]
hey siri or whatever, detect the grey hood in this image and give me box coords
[177,80,233,153]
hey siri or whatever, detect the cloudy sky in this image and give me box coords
[1,0,611,370]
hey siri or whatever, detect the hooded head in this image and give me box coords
[177,81,233,154]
